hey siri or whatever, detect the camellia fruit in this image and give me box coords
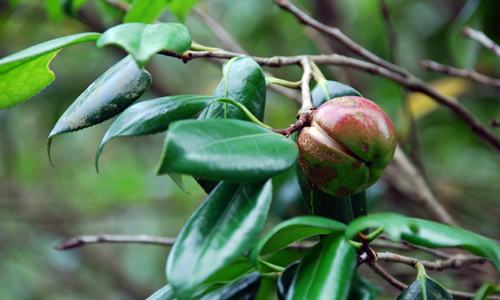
[297,96,396,196]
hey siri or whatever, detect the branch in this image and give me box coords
[379,0,398,64]
[421,60,500,89]
[359,251,487,271]
[299,56,314,112]
[368,263,500,300]
[273,0,408,76]
[54,234,176,250]
[462,27,500,58]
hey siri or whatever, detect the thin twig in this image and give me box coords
[54,234,176,250]
[299,56,314,112]
[273,0,408,77]
[368,263,500,300]
[271,118,307,136]
[360,251,487,271]
[379,0,398,64]
[462,27,500,58]
[421,60,500,89]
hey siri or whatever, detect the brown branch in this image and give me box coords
[271,118,307,136]
[360,251,487,271]
[299,56,314,112]
[368,263,500,300]
[273,0,408,77]
[462,27,500,58]
[421,60,500,89]
[54,234,176,250]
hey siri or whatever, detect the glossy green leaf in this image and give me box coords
[0,32,100,110]
[97,22,191,68]
[348,276,381,300]
[96,95,224,171]
[199,57,266,122]
[473,281,500,300]
[124,0,167,23]
[156,119,298,183]
[311,80,361,108]
[167,0,200,22]
[286,233,357,300]
[249,216,346,266]
[198,272,261,300]
[396,275,453,300]
[166,180,272,300]
[146,284,176,300]
[277,262,299,300]
[279,265,380,300]
[47,55,151,163]
[346,213,500,273]
[204,257,255,285]
[311,190,367,225]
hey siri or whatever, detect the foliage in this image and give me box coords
[2,0,500,300]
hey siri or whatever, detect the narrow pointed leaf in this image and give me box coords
[166,180,272,300]
[346,213,500,273]
[0,32,100,109]
[124,0,167,24]
[48,55,151,162]
[249,216,346,266]
[199,57,266,122]
[198,272,261,300]
[397,275,453,300]
[96,95,224,169]
[473,282,500,300]
[156,119,298,183]
[146,284,176,300]
[286,233,357,300]
[97,22,191,68]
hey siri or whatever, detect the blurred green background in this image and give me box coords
[1,0,500,299]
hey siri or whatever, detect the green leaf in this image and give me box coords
[199,57,266,122]
[124,0,167,24]
[311,190,367,225]
[249,216,346,266]
[311,80,361,108]
[198,272,261,300]
[279,266,380,300]
[345,213,500,273]
[167,0,200,22]
[286,233,357,300]
[96,22,191,68]
[45,0,64,22]
[396,274,453,300]
[166,180,272,300]
[0,32,100,110]
[156,119,298,183]
[204,257,255,285]
[47,55,151,163]
[96,95,224,170]
[146,284,176,300]
[473,282,500,300]
[277,262,299,300]
[348,276,381,300]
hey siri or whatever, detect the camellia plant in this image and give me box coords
[2,1,500,300]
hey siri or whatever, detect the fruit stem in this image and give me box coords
[310,60,326,82]
[271,118,308,136]
[299,56,316,113]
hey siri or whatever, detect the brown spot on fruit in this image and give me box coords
[360,141,369,153]
[352,161,361,169]
[330,96,355,107]
[336,187,354,196]
[374,154,380,159]
[309,165,337,188]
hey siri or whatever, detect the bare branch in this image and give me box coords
[54,234,176,250]
[462,27,500,58]
[421,60,500,89]
[384,146,460,227]
[273,0,408,76]
[299,56,314,112]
